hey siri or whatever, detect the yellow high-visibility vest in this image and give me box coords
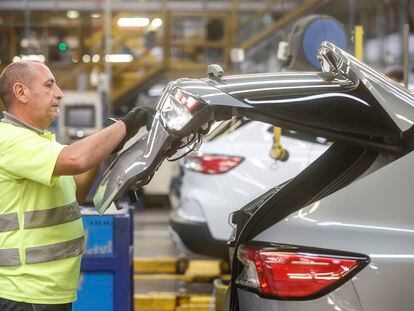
[0,114,84,304]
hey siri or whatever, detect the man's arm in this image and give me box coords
[74,166,101,203]
[53,121,126,176]
[53,106,153,177]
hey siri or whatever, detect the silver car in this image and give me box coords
[94,42,414,311]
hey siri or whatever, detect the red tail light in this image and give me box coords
[236,243,369,300]
[183,154,244,174]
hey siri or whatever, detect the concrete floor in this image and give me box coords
[134,207,183,258]
[133,207,214,295]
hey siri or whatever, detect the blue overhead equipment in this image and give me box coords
[287,15,347,70]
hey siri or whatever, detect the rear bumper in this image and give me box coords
[169,210,228,259]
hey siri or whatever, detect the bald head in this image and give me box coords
[0,61,39,110]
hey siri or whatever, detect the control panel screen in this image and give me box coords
[65,105,96,128]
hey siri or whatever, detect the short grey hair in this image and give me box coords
[0,61,38,110]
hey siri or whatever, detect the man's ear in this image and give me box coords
[13,82,29,104]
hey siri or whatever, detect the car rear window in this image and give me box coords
[205,118,251,142]
[269,127,330,145]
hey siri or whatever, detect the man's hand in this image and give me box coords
[121,106,154,139]
[114,107,154,153]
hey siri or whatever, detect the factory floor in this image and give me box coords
[132,207,227,310]
[134,207,183,258]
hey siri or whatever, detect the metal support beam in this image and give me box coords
[349,0,356,45]
[162,0,170,69]
[354,25,364,61]
[0,0,295,12]
[104,0,112,116]
[402,23,410,87]
[23,0,31,55]
[231,0,238,47]
[10,22,16,61]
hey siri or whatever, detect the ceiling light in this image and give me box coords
[82,54,91,63]
[117,17,150,28]
[67,10,80,19]
[104,54,133,63]
[92,54,100,63]
[20,38,30,48]
[150,18,163,28]
[20,55,46,63]
[91,13,101,19]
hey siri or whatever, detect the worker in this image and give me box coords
[0,60,153,311]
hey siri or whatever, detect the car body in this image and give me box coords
[226,44,414,310]
[170,120,328,258]
[93,42,414,311]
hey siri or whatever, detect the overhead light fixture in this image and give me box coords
[92,54,100,63]
[104,54,134,63]
[91,13,101,19]
[148,18,163,31]
[20,55,46,63]
[117,17,150,28]
[150,18,163,28]
[82,54,91,63]
[67,10,80,19]
[20,38,30,48]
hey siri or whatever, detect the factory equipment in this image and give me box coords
[57,91,104,144]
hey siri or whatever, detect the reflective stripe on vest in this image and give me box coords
[0,248,21,266]
[24,202,81,229]
[26,236,84,264]
[0,212,19,232]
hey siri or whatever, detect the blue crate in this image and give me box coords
[74,211,133,311]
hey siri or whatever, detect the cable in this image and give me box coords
[166,132,203,161]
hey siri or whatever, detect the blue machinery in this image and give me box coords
[73,207,134,311]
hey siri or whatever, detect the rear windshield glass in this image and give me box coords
[206,118,329,145]
[279,128,330,145]
[205,118,251,142]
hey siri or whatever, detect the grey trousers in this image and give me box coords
[0,297,72,311]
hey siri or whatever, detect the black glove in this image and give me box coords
[112,107,154,153]
[121,107,154,138]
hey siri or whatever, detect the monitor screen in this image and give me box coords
[65,105,96,128]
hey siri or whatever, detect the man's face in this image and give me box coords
[26,63,63,128]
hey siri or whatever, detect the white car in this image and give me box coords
[169,119,328,258]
